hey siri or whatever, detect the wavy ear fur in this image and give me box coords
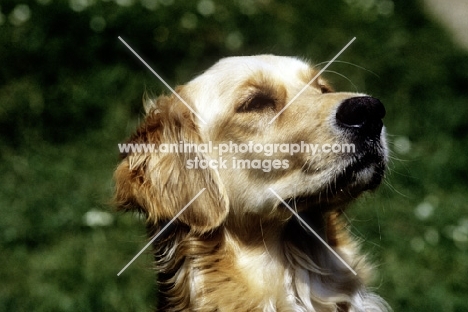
[114,89,229,233]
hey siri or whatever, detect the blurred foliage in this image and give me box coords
[0,0,467,311]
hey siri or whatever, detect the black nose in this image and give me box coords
[335,96,386,137]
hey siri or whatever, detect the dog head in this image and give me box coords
[115,55,387,231]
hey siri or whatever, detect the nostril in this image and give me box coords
[336,96,385,136]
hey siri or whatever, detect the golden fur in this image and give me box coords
[114,55,390,311]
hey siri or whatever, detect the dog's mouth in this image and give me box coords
[286,147,386,212]
[330,149,386,195]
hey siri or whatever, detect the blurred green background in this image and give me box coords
[1,0,467,311]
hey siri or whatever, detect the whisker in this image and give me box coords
[313,60,379,78]
[322,70,359,91]
[382,179,409,198]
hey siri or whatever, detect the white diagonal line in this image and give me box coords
[268,37,356,124]
[268,188,357,276]
[118,36,207,125]
[117,188,206,276]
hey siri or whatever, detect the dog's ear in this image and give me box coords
[114,89,229,233]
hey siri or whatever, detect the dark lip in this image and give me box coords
[286,149,386,210]
[334,151,386,190]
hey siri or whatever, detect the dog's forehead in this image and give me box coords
[186,55,313,125]
[199,55,311,82]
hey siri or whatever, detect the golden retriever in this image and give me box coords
[114,55,390,311]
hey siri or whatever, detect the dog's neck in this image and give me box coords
[223,207,332,247]
[221,211,373,310]
[154,209,381,311]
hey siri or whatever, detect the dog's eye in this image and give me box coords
[237,94,276,113]
[319,84,332,94]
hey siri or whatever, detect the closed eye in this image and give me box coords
[319,84,332,94]
[236,94,276,113]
